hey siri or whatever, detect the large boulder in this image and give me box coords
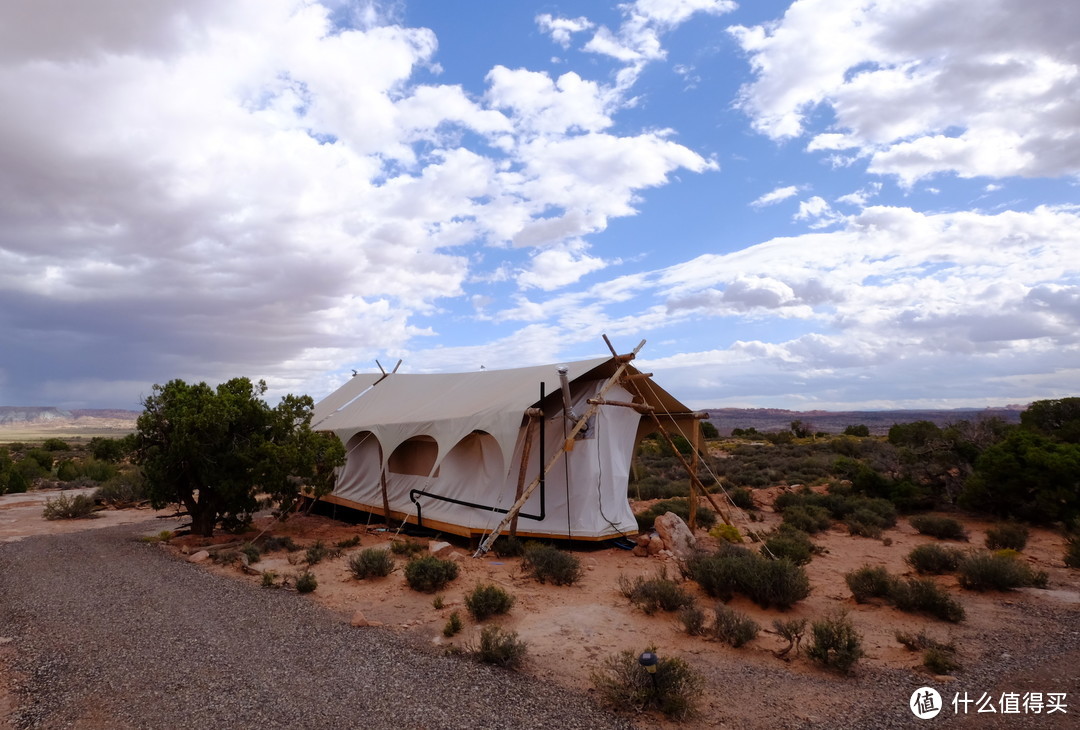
[653,512,696,561]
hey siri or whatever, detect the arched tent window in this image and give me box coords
[388,436,439,477]
[438,431,503,486]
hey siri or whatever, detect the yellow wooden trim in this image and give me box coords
[312,493,635,542]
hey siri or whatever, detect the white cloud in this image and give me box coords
[836,183,882,207]
[0,0,717,407]
[516,241,609,291]
[794,196,844,228]
[751,185,801,207]
[536,14,594,49]
[572,0,737,86]
[731,0,1080,182]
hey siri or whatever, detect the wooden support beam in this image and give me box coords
[474,339,646,556]
[602,333,619,358]
[509,413,538,537]
[586,398,654,413]
[621,372,654,381]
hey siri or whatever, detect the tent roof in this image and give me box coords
[312,357,694,474]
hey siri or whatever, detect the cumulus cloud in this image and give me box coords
[731,0,1080,182]
[516,241,609,291]
[562,0,738,86]
[0,0,715,407]
[536,14,594,48]
[751,185,801,207]
[652,205,1080,396]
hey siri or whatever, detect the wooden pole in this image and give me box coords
[474,340,646,556]
[689,418,701,532]
[509,414,538,537]
[645,412,730,526]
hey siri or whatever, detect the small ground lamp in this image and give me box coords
[639,651,659,689]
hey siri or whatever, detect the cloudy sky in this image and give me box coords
[1,0,1078,411]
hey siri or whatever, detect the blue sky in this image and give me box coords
[0,0,1077,411]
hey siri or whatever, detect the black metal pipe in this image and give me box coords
[409,381,547,529]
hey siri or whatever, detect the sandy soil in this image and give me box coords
[174,494,1079,728]
[4,488,1079,728]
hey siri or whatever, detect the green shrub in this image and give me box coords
[687,550,809,609]
[42,438,71,452]
[677,606,708,636]
[304,540,339,565]
[26,448,55,471]
[3,467,30,494]
[591,649,703,721]
[845,508,886,539]
[985,523,1030,551]
[443,611,463,637]
[491,535,525,558]
[906,544,964,574]
[261,571,278,588]
[404,555,460,593]
[618,574,695,615]
[56,459,80,482]
[521,543,582,586]
[348,548,394,579]
[957,551,1048,591]
[93,469,147,504]
[81,459,119,483]
[89,436,128,462]
[910,515,968,541]
[780,505,833,534]
[845,565,893,603]
[806,612,864,674]
[465,583,515,621]
[240,544,260,564]
[762,527,815,565]
[295,571,318,593]
[390,539,425,557]
[42,492,97,520]
[474,625,527,669]
[710,605,759,648]
[728,487,756,510]
[686,552,747,602]
[748,558,811,609]
[889,577,966,622]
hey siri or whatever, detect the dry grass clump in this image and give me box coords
[591,649,703,721]
[806,612,864,675]
[521,543,583,586]
[348,548,394,579]
[464,583,515,621]
[42,492,97,520]
[618,573,695,615]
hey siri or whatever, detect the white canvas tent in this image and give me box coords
[312,355,701,541]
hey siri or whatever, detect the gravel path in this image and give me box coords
[0,523,631,730]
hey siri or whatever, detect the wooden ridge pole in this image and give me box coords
[474,339,646,556]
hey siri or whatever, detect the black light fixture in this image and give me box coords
[638,651,659,685]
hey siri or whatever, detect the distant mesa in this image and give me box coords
[0,406,140,425]
[703,406,1025,436]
